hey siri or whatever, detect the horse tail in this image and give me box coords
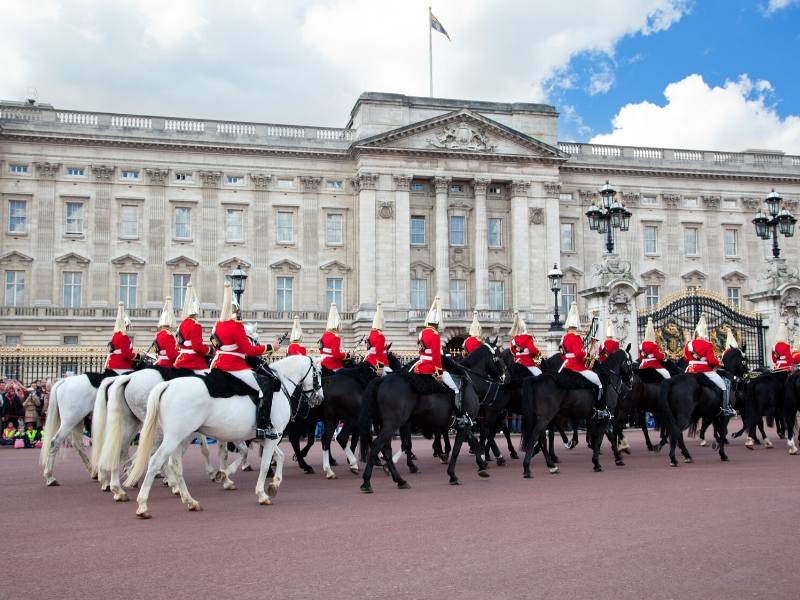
[89,376,119,475]
[687,415,699,438]
[97,374,133,474]
[519,377,538,453]
[40,379,64,466]
[359,377,382,462]
[124,381,167,487]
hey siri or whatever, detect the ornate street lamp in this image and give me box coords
[751,189,796,258]
[226,264,249,309]
[585,181,632,253]
[547,263,563,331]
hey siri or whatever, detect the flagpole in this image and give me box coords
[428,5,433,97]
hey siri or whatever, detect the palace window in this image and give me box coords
[489,185,504,195]
[65,202,84,235]
[641,195,658,206]
[63,272,82,308]
[172,274,190,310]
[174,207,192,239]
[684,227,699,256]
[63,335,79,345]
[724,228,738,257]
[411,182,425,193]
[560,283,576,316]
[643,225,658,255]
[8,200,27,233]
[488,218,502,247]
[559,193,573,201]
[66,167,85,177]
[276,211,294,243]
[449,215,465,246]
[560,222,575,252]
[450,184,463,193]
[276,178,294,189]
[449,279,467,310]
[723,198,737,209]
[4,271,24,307]
[276,277,293,311]
[645,285,660,308]
[410,216,426,245]
[175,172,193,183]
[5,335,21,346]
[326,213,343,245]
[9,164,28,175]
[325,180,344,191]
[225,209,244,242]
[225,175,243,185]
[118,273,138,308]
[326,277,343,310]
[727,286,741,307]
[682,197,698,209]
[410,278,427,310]
[120,205,139,238]
[489,280,505,310]
[120,169,140,180]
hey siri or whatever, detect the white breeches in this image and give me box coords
[381,366,393,377]
[579,370,602,389]
[527,366,542,377]
[228,369,262,397]
[111,368,132,375]
[193,369,209,375]
[702,371,726,391]
[442,371,459,393]
[656,368,671,379]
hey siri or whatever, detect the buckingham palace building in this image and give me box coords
[1,92,799,354]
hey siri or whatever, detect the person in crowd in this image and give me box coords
[1,421,17,445]
[639,317,670,379]
[684,314,735,417]
[560,302,606,418]
[22,389,41,427]
[510,310,542,376]
[22,422,39,448]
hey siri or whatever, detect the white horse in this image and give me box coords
[125,354,322,518]
[40,374,117,486]
[91,369,249,501]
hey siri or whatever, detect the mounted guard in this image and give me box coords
[152,296,178,368]
[320,302,347,375]
[683,314,735,417]
[598,323,620,364]
[463,310,483,355]
[639,317,670,379]
[793,335,800,365]
[287,315,307,356]
[771,323,793,372]
[365,301,390,375]
[510,310,541,376]
[106,302,137,374]
[210,282,281,440]
[559,302,606,418]
[174,283,212,373]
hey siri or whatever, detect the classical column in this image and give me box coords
[473,178,490,309]
[198,171,222,300]
[393,175,413,309]
[543,182,562,274]
[144,168,169,305]
[434,176,452,307]
[300,176,322,311]
[250,173,271,309]
[356,173,378,309]
[510,180,531,310]
[32,162,60,306]
[91,164,115,306]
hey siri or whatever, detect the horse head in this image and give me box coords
[722,346,748,379]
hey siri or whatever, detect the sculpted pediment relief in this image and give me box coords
[319,260,351,274]
[111,253,145,267]
[681,269,707,286]
[721,270,748,284]
[0,251,33,265]
[640,268,667,283]
[218,257,252,269]
[55,252,91,266]
[166,255,199,268]
[270,258,301,272]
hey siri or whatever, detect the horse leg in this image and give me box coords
[715,416,729,462]
[640,412,656,451]
[432,432,442,460]
[547,428,560,464]
[442,429,451,462]
[522,420,548,479]
[361,428,393,493]
[446,426,469,485]
[378,437,408,489]
[109,422,139,502]
[589,420,605,472]
[320,417,337,479]
[698,417,710,447]
[503,422,519,459]
[135,437,185,518]
[343,424,360,474]
[540,432,559,474]
[256,438,281,505]
[196,434,217,481]
[758,419,772,448]
[399,426,417,474]
[289,424,314,474]
[43,424,81,487]
[467,429,489,477]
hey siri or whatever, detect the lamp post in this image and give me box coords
[547,263,563,331]
[226,264,248,310]
[585,181,632,254]
[752,189,796,258]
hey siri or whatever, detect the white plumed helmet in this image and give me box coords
[182,283,200,318]
[694,314,709,340]
[326,302,341,332]
[113,302,128,334]
[158,296,176,330]
[372,301,385,330]
[219,282,235,322]
[724,328,738,349]
[469,310,482,338]
[290,315,303,343]
[509,310,527,337]
[606,322,617,340]
[425,296,442,328]
[644,318,656,343]
[564,302,581,331]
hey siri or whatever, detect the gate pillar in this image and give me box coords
[745,258,800,363]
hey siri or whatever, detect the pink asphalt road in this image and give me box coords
[4,428,798,600]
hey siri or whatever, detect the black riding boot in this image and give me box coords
[592,388,611,421]
[254,374,278,440]
[450,376,472,429]
[721,381,736,417]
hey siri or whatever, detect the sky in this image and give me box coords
[1,0,799,152]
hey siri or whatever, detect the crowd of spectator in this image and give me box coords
[1,378,51,448]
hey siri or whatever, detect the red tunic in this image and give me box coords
[154,329,178,367]
[560,332,586,372]
[599,339,620,363]
[366,329,388,368]
[772,341,793,371]
[414,326,442,375]
[684,339,720,373]
[793,350,800,365]
[287,342,307,356]
[209,320,266,371]
[174,318,211,370]
[511,334,539,367]
[639,340,665,370]
[106,332,135,370]
[463,336,482,355]
[320,331,346,371]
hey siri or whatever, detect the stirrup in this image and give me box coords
[451,415,473,429]
[592,408,611,421]
[256,426,279,440]
[721,407,736,417]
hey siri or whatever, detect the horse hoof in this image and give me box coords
[449,478,461,486]
[622,447,631,455]
[325,471,337,480]
[720,455,729,462]
[408,465,419,474]
[654,446,663,454]
[349,466,360,475]
[496,457,506,467]
[223,481,237,491]
[789,446,798,455]
[136,510,151,520]
[267,483,279,497]
[46,479,60,487]
[101,483,110,492]
[523,472,532,479]
[214,471,226,482]
[259,496,273,505]
[699,440,708,447]
[764,439,774,449]
[510,452,520,460]
[242,464,253,472]
[397,480,411,490]
[303,467,315,475]
[711,442,719,451]
[615,459,625,467]
[477,470,490,478]
[548,467,560,475]
[670,461,678,467]
[683,457,693,464]
[593,465,603,472]
[360,483,373,494]
[744,438,755,450]
[187,502,202,512]
[114,492,129,502]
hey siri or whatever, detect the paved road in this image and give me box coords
[3,428,798,600]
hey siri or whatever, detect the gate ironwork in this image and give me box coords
[637,289,766,368]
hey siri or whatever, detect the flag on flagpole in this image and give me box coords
[430,11,450,41]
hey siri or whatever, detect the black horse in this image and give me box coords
[742,367,788,449]
[358,346,493,492]
[782,370,800,455]
[519,349,631,478]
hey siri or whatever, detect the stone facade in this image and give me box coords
[1,93,798,354]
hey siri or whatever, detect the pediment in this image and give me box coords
[218,257,252,269]
[166,255,199,268]
[0,251,33,265]
[721,270,748,283]
[352,109,566,162]
[270,258,301,272]
[55,252,91,266]
[681,269,707,283]
[319,260,351,274]
[111,253,145,266]
[561,266,584,283]
[410,261,434,278]
[488,263,512,276]
[640,268,667,283]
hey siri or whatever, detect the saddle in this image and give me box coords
[554,369,597,391]
[508,362,533,387]
[635,368,667,385]
[200,370,260,399]
[334,362,377,389]
[400,370,451,396]
[84,369,118,388]
[749,370,789,385]
[142,365,196,381]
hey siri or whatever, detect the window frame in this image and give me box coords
[410,216,426,246]
[7,199,27,234]
[643,225,659,255]
[726,286,741,307]
[225,174,244,186]
[66,167,86,177]
[410,182,425,193]
[488,280,505,310]
[684,226,700,257]
[224,208,244,243]
[410,278,427,310]
[174,206,192,240]
[62,271,82,308]
[325,277,343,310]
[64,201,85,236]
[276,211,295,244]
[449,279,467,310]
[560,283,577,316]
[119,204,139,239]
[9,164,29,175]
[120,169,141,181]
[325,213,344,246]
[172,274,191,310]
[4,270,25,307]
[118,272,138,308]
[560,221,575,253]
[325,180,344,192]
[724,228,739,258]
[645,284,660,308]
[276,276,294,311]
[449,215,466,247]
[487,217,503,248]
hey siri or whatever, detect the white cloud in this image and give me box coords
[0,0,689,125]
[765,0,799,14]
[588,62,615,96]
[590,74,800,153]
